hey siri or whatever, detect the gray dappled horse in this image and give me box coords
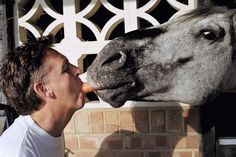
[87,7,236,108]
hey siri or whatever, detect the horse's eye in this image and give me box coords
[202,31,218,41]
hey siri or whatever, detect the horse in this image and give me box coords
[86,7,236,108]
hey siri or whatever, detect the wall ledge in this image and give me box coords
[84,100,191,109]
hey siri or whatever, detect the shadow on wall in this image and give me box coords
[91,106,199,157]
[91,92,236,157]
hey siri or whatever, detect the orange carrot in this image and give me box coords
[81,82,95,93]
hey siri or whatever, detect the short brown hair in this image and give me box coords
[0,35,53,115]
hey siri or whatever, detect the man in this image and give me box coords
[0,35,86,157]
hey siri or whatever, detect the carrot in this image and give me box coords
[81,82,95,93]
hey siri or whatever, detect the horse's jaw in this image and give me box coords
[95,86,135,108]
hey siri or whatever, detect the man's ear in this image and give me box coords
[33,83,54,98]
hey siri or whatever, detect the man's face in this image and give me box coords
[42,49,85,110]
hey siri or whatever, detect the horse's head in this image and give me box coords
[87,7,236,108]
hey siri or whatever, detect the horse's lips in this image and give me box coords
[96,89,128,108]
[95,82,137,107]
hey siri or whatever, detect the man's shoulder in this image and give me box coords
[0,116,32,139]
[0,115,34,156]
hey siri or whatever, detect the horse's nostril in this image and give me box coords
[102,51,127,66]
[102,53,121,66]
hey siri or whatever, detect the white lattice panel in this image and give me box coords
[15,0,198,108]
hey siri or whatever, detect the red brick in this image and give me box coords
[79,136,104,149]
[101,135,123,150]
[180,152,192,157]
[147,151,172,157]
[98,151,144,157]
[166,109,182,132]
[147,151,162,157]
[75,111,90,133]
[186,135,200,149]
[134,110,149,133]
[172,135,187,149]
[162,151,172,157]
[151,110,165,132]
[173,151,193,157]
[120,110,134,132]
[124,135,142,149]
[106,124,119,133]
[173,152,180,157]
[90,111,104,133]
[194,151,200,157]
[172,135,200,149]
[64,134,78,151]
[155,135,171,149]
[74,151,98,157]
[142,135,156,149]
[105,111,119,133]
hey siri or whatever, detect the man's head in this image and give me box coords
[0,36,53,115]
[0,36,85,115]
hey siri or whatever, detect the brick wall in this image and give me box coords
[64,105,201,157]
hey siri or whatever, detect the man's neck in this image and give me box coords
[31,105,74,137]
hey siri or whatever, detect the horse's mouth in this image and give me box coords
[95,81,137,108]
[98,81,135,91]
